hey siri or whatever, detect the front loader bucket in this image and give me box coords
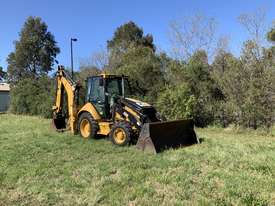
[136,119,199,154]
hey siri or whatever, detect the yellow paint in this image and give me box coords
[77,103,101,120]
[114,112,124,121]
[98,121,112,135]
[124,106,140,121]
[113,128,126,144]
[53,67,102,135]
[101,72,108,78]
[52,68,78,134]
[53,66,142,138]
[99,72,125,79]
[125,97,151,107]
[80,119,91,139]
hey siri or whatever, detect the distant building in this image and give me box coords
[0,83,10,112]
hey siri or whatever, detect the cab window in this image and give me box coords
[106,78,122,96]
[88,77,105,103]
[124,79,131,97]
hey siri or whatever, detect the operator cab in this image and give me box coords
[86,74,131,119]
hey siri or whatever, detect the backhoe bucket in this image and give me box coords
[52,116,66,131]
[136,119,199,154]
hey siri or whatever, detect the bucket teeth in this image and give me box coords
[136,119,198,154]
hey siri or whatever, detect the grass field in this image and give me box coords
[0,114,274,206]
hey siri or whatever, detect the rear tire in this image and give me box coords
[110,121,132,146]
[78,112,99,139]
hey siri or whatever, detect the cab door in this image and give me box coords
[87,76,106,118]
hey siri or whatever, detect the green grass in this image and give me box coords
[0,114,274,206]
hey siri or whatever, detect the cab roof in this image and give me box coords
[89,73,129,79]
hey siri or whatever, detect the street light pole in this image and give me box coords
[70,38,77,80]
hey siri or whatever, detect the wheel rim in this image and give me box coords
[80,119,91,139]
[113,128,127,144]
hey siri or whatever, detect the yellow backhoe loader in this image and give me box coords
[52,65,199,153]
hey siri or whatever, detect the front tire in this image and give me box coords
[110,121,132,146]
[78,112,99,139]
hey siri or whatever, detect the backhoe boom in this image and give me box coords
[52,66,80,133]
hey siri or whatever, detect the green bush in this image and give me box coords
[156,83,196,120]
[9,76,55,118]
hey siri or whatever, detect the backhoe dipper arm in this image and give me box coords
[52,65,80,134]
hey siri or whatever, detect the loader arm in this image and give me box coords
[52,66,80,134]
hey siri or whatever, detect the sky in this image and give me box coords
[0,0,275,71]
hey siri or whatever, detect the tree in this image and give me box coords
[113,45,165,102]
[185,50,218,126]
[267,22,275,56]
[7,16,60,118]
[9,75,55,118]
[106,22,165,102]
[240,40,275,129]
[267,26,275,42]
[169,14,217,61]
[0,66,7,81]
[213,40,275,129]
[80,49,109,70]
[157,53,186,86]
[107,21,155,52]
[7,16,60,83]
[212,50,235,73]
[76,64,101,84]
[265,20,275,73]
[107,21,155,70]
[155,50,222,126]
[238,8,267,46]
[211,50,240,126]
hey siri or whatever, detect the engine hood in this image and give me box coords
[120,97,160,123]
[125,98,152,108]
